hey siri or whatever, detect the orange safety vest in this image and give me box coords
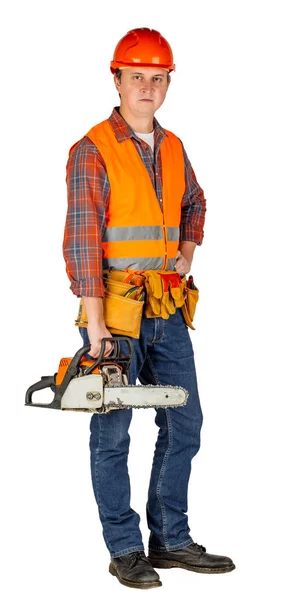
[86,119,186,271]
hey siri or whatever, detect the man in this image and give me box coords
[63,27,235,590]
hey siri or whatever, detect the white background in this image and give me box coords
[1,0,300,598]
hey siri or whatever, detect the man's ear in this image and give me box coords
[113,74,120,92]
[114,77,121,100]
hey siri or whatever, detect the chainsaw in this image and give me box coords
[25,337,188,413]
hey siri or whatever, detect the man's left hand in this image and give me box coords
[174,250,191,275]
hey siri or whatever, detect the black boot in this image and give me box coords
[109,550,162,589]
[148,542,235,574]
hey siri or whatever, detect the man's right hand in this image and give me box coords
[87,322,114,358]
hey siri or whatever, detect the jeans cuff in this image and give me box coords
[110,544,145,558]
[148,536,194,552]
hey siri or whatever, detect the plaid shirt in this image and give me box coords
[63,107,206,297]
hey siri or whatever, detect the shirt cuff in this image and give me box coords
[70,277,105,298]
[179,227,204,246]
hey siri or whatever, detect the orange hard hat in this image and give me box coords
[110,28,175,74]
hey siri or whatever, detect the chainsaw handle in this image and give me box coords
[74,344,92,363]
[83,338,119,374]
[25,375,57,407]
[83,337,133,375]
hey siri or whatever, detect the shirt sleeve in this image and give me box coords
[179,142,207,245]
[63,137,110,297]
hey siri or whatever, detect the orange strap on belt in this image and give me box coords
[124,269,145,286]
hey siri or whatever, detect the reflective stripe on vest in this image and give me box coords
[85,119,185,271]
[103,225,179,242]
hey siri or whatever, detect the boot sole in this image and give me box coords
[148,558,236,574]
[109,563,162,589]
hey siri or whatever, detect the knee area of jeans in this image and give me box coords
[187,419,202,450]
[189,425,202,447]
[196,413,204,438]
[89,413,131,450]
[90,431,131,454]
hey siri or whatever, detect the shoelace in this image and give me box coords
[128,551,151,567]
[190,542,206,554]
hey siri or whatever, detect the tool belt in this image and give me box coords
[75,268,199,338]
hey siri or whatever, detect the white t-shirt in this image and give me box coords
[134,130,154,152]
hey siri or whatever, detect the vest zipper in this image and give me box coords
[154,150,168,270]
[161,209,168,270]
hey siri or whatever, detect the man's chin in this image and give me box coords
[135,103,156,115]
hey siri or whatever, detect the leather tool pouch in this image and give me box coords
[180,277,199,330]
[75,271,145,339]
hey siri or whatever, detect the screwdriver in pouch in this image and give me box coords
[187,275,196,290]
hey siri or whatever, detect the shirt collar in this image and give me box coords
[108,106,167,147]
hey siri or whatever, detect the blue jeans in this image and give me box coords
[79,308,203,558]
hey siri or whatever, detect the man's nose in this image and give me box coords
[141,80,153,93]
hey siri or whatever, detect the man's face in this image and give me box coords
[114,67,170,116]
